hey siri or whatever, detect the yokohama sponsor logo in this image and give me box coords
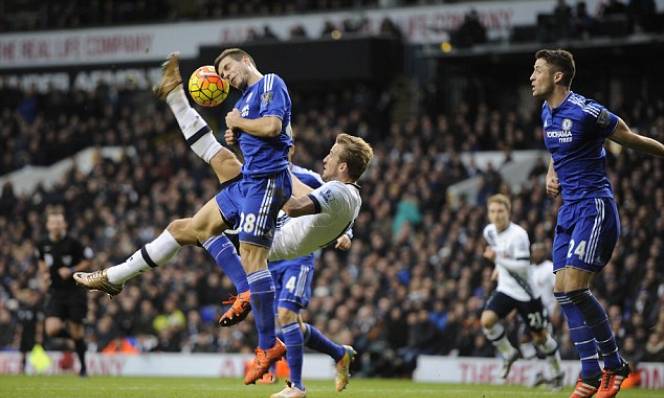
[546,131,572,138]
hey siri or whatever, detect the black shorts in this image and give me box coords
[485,291,548,332]
[45,291,87,323]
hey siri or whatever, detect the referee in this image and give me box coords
[36,206,93,377]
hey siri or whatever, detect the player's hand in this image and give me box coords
[483,247,496,262]
[491,268,499,281]
[335,235,352,250]
[546,175,560,198]
[224,129,237,145]
[58,267,72,280]
[225,108,241,130]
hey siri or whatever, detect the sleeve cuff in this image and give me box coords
[308,194,322,214]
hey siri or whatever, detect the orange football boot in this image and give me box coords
[218,291,252,327]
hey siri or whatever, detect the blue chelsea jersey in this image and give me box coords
[234,73,293,176]
[541,92,619,202]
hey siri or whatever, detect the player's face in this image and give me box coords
[46,214,67,238]
[322,143,343,181]
[488,202,510,230]
[530,58,555,98]
[217,57,248,90]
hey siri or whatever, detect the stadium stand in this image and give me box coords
[1,78,662,378]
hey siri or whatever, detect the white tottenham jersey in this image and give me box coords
[532,259,556,315]
[269,181,361,261]
[483,222,536,302]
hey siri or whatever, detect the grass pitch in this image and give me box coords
[0,375,661,398]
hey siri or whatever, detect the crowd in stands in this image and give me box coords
[1,0,458,33]
[0,79,663,377]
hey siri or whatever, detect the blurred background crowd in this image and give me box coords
[1,72,662,376]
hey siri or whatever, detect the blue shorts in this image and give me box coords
[215,170,292,248]
[270,255,315,313]
[552,197,620,273]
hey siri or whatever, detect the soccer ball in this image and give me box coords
[188,66,229,107]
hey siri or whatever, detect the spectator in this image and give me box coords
[451,9,487,49]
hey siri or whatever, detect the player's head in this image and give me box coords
[487,194,511,230]
[322,133,373,183]
[531,242,548,264]
[531,49,575,98]
[46,206,67,239]
[214,48,257,90]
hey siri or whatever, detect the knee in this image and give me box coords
[167,219,191,240]
[45,322,60,336]
[277,307,298,326]
[480,311,497,329]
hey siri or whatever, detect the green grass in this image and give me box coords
[0,376,661,398]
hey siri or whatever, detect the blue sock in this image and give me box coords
[247,269,276,350]
[303,323,345,362]
[203,235,249,293]
[282,322,304,390]
[555,292,601,379]
[568,289,623,370]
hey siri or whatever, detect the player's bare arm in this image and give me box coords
[225,108,282,138]
[283,195,317,218]
[609,118,664,157]
[545,159,560,198]
[291,173,314,197]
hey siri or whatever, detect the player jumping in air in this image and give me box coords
[531,48,664,398]
[76,50,294,384]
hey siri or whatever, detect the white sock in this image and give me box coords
[537,334,562,377]
[166,86,222,163]
[107,230,181,284]
[519,342,537,360]
[483,324,517,358]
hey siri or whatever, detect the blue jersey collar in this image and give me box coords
[545,90,573,113]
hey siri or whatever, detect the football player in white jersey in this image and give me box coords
[531,242,556,317]
[480,194,563,385]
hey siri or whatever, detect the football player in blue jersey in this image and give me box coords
[75,50,294,384]
[530,49,664,398]
[204,161,356,398]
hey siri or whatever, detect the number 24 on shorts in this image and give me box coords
[567,239,586,259]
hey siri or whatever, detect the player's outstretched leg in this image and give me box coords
[75,198,226,296]
[303,323,355,392]
[202,234,252,326]
[157,52,241,183]
[74,229,181,296]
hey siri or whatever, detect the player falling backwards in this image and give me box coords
[531,49,664,398]
[76,49,294,384]
[74,54,373,390]
[480,194,564,388]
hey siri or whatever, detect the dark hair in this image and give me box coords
[535,49,576,87]
[214,48,256,72]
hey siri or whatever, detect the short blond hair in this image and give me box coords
[214,48,256,71]
[487,193,511,213]
[335,133,373,181]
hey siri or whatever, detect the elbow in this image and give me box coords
[265,119,282,137]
